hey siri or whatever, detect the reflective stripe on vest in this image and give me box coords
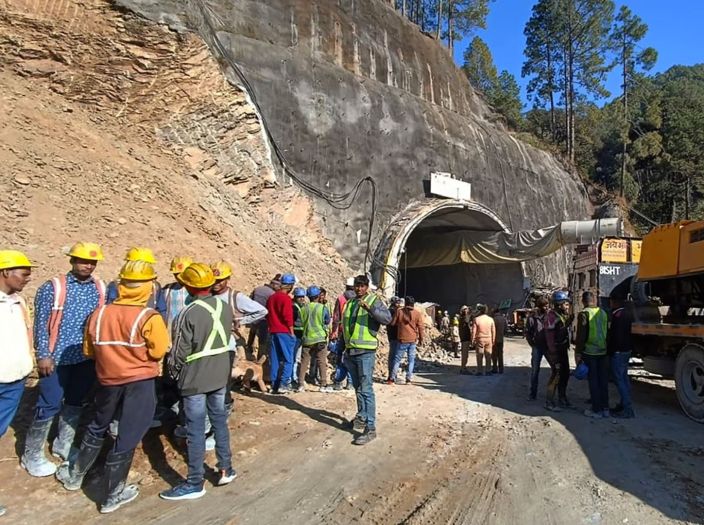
[185,299,230,363]
[302,303,328,346]
[294,303,304,330]
[93,305,154,348]
[584,307,607,355]
[48,275,106,353]
[342,294,380,350]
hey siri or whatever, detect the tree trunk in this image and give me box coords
[447,3,454,52]
[620,33,628,198]
[402,0,407,17]
[547,43,556,141]
[436,0,443,39]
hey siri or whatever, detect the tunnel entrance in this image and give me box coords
[372,200,526,314]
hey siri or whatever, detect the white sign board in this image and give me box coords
[430,172,472,201]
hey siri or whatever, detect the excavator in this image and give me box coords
[630,221,704,422]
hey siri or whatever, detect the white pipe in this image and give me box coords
[560,218,623,245]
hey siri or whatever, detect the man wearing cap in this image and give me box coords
[342,275,392,445]
[297,286,332,392]
[246,276,281,360]
[106,247,166,319]
[22,242,106,477]
[56,260,169,513]
[544,292,574,411]
[0,250,34,517]
[266,274,297,394]
[161,263,236,501]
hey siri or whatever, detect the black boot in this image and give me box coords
[100,450,139,514]
[56,433,104,491]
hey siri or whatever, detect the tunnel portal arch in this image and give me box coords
[371,199,527,313]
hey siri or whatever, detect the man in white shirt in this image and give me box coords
[0,250,34,517]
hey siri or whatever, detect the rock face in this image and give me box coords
[119,0,592,286]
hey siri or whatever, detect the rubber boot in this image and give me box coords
[100,450,139,514]
[52,405,82,461]
[21,418,57,477]
[56,433,104,491]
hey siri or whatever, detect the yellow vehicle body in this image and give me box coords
[637,221,704,281]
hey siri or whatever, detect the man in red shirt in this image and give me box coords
[266,273,296,394]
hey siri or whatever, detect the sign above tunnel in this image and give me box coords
[430,172,472,201]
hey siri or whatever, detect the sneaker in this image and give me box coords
[545,402,562,412]
[612,408,636,419]
[333,382,343,391]
[583,409,603,419]
[345,383,353,390]
[100,485,139,514]
[159,482,206,501]
[404,378,412,385]
[319,386,334,393]
[353,428,377,445]
[346,417,366,432]
[205,435,216,451]
[294,385,306,393]
[217,467,237,486]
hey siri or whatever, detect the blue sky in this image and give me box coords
[453,0,704,106]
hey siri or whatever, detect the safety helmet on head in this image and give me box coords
[119,260,157,282]
[211,260,233,280]
[179,263,215,289]
[345,277,355,287]
[169,256,193,274]
[68,242,104,261]
[293,287,306,298]
[307,285,321,298]
[281,273,296,285]
[124,247,156,264]
[0,250,34,270]
[452,318,459,326]
[553,290,569,304]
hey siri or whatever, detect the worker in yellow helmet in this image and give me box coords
[22,242,106,478]
[161,256,193,331]
[106,248,166,319]
[0,250,34,517]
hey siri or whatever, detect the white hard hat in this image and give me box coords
[346,277,355,287]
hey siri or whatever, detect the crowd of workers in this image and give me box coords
[0,243,398,516]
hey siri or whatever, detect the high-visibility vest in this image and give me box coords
[48,274,106,354]
[185,299,230,363]
[584,306,607,355]
[293,302,304,335]
[342,294,380,351]
[302,302,328,346]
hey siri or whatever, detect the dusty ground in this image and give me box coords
[1,338,702,525]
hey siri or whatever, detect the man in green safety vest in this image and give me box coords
[161,263,237,501]
[575,291,610,419]
[342,275,392,445]
[297,286,332,392]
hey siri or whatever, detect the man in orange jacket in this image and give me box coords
[56,260,169,514]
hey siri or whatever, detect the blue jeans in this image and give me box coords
[387,340,399,379]
[182,387,231,485]
[332,340,352,384]
[391,343,416,381]
[530,346,545,398]
[583,354,609,412]
[0,378,26,437]
[610,351,632,411]
[291,337,303,384]
[347,351,376,429]
[269,333,295,391]
[35,360,96,421]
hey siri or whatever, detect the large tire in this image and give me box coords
[675,343,704,423]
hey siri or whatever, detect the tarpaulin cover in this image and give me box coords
[404,225,563,267]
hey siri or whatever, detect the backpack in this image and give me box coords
[525,312,547,350]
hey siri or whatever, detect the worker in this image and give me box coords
[161,256,193,331]
[491,307,507,374]
[472,304,495,376]
[56,260,168,512]
[525,296,549,400]
[544,292,574,411]
[297,286,332,392]
[385,297,403,384]
[575,291,609,418]
[331,278,356,390]
[266,273,297,394]
[291,287,307,386]
[22,242,106,477]
[0,251,34,517]
[450,316,461,358]
[440,310,450,344]
[458,306,472,375]
[342,275,392,445]
[608,290,635,418]
[106,247,166,318]
[246,275,281,360]
[389,296,424,385]
[160,263,236,501]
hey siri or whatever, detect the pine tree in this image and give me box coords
[462,36,498,94]
[444,0,492,54]
[491,71,523,129]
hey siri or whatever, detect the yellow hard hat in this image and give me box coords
[67,242,104,261]
[179,263,215,289]
[169,256,193,274]
[211,260,233,280]
[124,247,156,264]
[119,260,157,282]
[0,250,34,270]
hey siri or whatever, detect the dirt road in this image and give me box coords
[1,338,702,524]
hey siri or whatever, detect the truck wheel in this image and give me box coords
[675,343,704,423]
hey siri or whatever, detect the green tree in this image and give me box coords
[444,0,492,54]
[490,71,523,129]
[462,36,498,94]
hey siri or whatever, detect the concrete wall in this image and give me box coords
[119,0,592,287]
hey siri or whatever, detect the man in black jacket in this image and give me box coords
[525,297,549,400]
[608,291,635,418]
[160,263,236,501]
